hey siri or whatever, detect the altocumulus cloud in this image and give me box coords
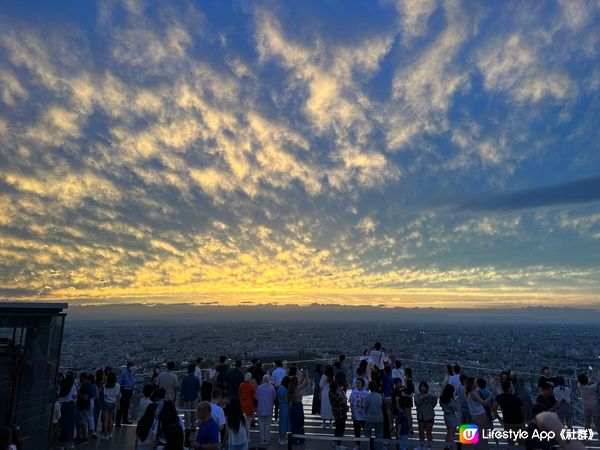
[0,0,599,307]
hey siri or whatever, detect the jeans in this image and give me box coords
[258,415,273,443]
[364,421,384,450]
[396,434,409,450]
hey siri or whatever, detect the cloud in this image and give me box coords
[0,1,599,307]
[477,34,574,102]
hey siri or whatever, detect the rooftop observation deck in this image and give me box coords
[84,393,599,450]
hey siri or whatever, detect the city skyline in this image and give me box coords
[1,1,599,308]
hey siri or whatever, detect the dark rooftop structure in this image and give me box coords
[0,302,67,450]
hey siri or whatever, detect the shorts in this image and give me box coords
[77,410,89,424]
[557,403,572,420]
[102,401,116,412]
[418,418,434,424]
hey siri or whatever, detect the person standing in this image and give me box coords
[239,373,257,441]
[415,381,438,450]
[202,361,218,402]
[288,370,310,445]
[157,361,180,402]
[395,405,410,450]
[181,363,201,439]
[116,362,135,426]
[311,364,323,415]
[364,381,384,450]
[101,372,121,441]
[256,375,276,446]
[216,356,230,391]
[135,403,158,450]
[276,376,291,445]
[194,358,204,380]
[399,368,415,433]
[492,381,525,449]
[330,380,349,450]
[553,376,573,427]
[223,398,249,450]
[76,372,92,444]
[271,360,287,421]
[57,373,77,450]
[439,384,459,450]
[465,377,488,449]
[227,360,245,399]
[578,373,600,439]
[191,401,220,450]
[349,377,369,450]
[320,365,334,429]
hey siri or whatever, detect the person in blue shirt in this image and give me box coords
[181,363,201,437]
[191,401,219,450]
[116,362,135,426]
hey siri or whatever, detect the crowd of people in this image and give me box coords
[47,342,600,450]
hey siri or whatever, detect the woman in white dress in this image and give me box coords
[320,365,334,428]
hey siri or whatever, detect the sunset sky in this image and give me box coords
[1,0,599,308]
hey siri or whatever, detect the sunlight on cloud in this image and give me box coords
[0,0,598,307]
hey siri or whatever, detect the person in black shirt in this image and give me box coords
[493,381,524,447]
[216,355,229,391]
[525,404,555,450]
[391,378,403,416]
[536,383,557,412]
[226,360,244,399]
[537,367,557,391]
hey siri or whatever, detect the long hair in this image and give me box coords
[287,377,299,403]
[105,372,117,389]
[323,365,334,381]
[439,384,455,404]
[158,401,179,439]
[136,403,158,442]
[465,377,477,393]
[164,423,184,450]
[58,373,74,398]
[226,397,245,433]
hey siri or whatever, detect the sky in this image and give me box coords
[0,0,599,309]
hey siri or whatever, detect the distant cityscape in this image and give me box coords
[61,320,600,384]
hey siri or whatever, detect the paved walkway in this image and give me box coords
[84,395,599,450]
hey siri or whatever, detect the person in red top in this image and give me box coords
[239,372,257,441]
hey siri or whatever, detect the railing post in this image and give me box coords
[287,431,292,450]
[369,435,375,450]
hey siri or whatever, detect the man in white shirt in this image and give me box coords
[271,360,287,420]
